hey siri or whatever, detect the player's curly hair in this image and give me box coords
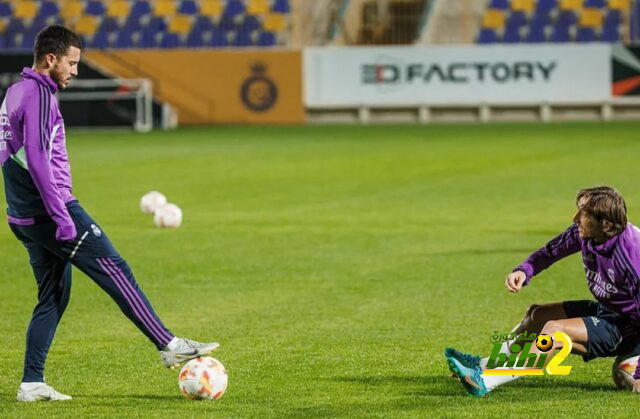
[34,25,82,64]
[576,186,627,238]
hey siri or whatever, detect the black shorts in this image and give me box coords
[563,300,640,361]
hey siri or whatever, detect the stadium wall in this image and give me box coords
[84,50,305,124]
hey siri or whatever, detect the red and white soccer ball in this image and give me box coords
[153,203,183,228]
[178,357,228,400]
[612,355,639,390]
[139,191,167,214]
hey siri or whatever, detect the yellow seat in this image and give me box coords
[200,0,223,19]
[14,1,38,20]
[247,0,270,16]
[106,0,131,19]
[74,15,98,36]
[154,0,177,18]
[511,0,534,13]
[481,10,506,30]
[608,0,630,12]
[168,15,191,35]
[579,8,603,28]
[60,0,84,20]
[0,19,7,34]
[559,0,583,11]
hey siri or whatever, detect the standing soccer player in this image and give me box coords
[0,26,219,402]
[445,186,640,396]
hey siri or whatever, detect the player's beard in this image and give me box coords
[50,65,68,90]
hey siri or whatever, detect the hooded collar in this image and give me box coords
[21,67,58,94]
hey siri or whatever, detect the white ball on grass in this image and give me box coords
[153,203,183,228]
[140,191,167,214]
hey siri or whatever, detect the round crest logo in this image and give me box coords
[240,62,278,112]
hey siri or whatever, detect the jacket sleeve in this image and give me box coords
[22,88,76,240]
[514,224,581,286]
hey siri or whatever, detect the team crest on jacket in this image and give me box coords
[91,224,102,237]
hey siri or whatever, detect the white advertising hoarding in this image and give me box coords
[304,45,611,106]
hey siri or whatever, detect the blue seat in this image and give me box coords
[257,31,276,46]
[33,15,62,29]
[101,17,120,32]
[131,1,151,18]
[37,1,59,18]
[584,0,606,7]
[90,29,110,49]
[476,28,498,43]
[7,18,26,35]
[86,1,105,16]
[525,17,548,42]
[193,16,215,31]
[576,27,597,42]
[147,16,167,31]
[556,10,578,26]
[232,30,253,47]
[508,11,528,26]
[489,0,509,9]
[272,0,290,13]
[503,21,524,43]
[551,23,572,42]
[186,29,204,47]
[115,30,136,48]
[241,15,261,32]
[223,0,245,20]
[0,2,10,17]
[535,0,557,16]
[178,0,198,15]
[140,28,160,47]
[20,29,39,49]
[208,28,228,46]
[123,15,143,31]
[602,25,620,41]
[161,32,182,48]
[0,34,6,49]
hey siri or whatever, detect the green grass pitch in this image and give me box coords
[2,123,640,417]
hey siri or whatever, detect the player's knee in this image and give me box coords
[522,304,540,326]
[541,320,565,336]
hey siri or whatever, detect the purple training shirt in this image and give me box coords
[0,68,75,231]
[516,223,640,378]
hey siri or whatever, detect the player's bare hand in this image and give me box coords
[505,271,526,293]
[633,378,640,393]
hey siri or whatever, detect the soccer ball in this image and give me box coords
[140,191,167,214]
[153,203,182,228]
[612,355,639,390]
[536,334,554,352]
[178,357,228,400]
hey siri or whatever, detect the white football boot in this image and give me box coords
[159,338,219,368]
[17,383,72,402]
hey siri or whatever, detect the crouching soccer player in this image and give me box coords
[445,186,640,396]
[0,26,218,402]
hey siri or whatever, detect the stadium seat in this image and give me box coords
[36,1,59,19]
[482,10,506,30]
[0,2,10,17]
[576,26,597,40]
[601,21,620,40]
[231,30,253,46]
[100,16,120,33]
[123,15,143,32]
[551,21,572,41]
[14,1,38,20]
[489,0,509,9]
[272,0,290,13]
[90,27,110,48]
[193,16,215,31]
[557,9,579,25]
[608,0,630,12]
[223,0,245,21]
[585,0,606,6]
[559,0,584,11]
[59,1,84,21]
[178,0,199,15]
[115,29,136,48]
[580,8,604,27]
[526,17,549,41]
[186,27,204,47]
[106,1,131,19]
[257,31,276,46]
[131,1,152,18]
[161,31,181,48]
[207,27,228,46]
[247,0,270,16]
[147,16,167,31]
[85,1,106,17]
[200,0,224,19]
[140,26,161,47]
[263,13,287,32]
[503,21,524,42]
[75,15,99,37]
[511,0,535,13]
[168,15,192,35]
[154,0,177,18]
[535,0,558,16]
[477,28,499,43]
